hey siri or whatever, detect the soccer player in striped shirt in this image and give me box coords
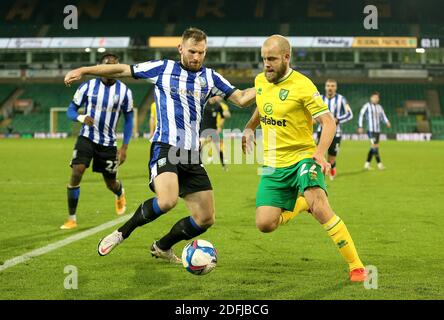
[64,28,255,262]
[61,53,134,230]
[358,92,391,170]
[242,35,367,282]
[316,79,353,180]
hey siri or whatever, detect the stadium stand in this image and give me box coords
[1,0,443,138]
[2,81,444,135]
[1,0,443,38]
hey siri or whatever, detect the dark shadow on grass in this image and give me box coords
[0,230,71,256]
[91,259,173,300]
[0,225,106,259]
[294,280,350,300]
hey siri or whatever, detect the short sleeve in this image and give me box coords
[131,60,165,84]
[121,88,134,113]
[72,81,89,106]
[303,80,329,118]
[210,70,236,100]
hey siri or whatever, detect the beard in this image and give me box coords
[182,56,202,72]
[264,62,287,83]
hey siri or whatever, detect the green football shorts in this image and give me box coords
[256,158,327,211]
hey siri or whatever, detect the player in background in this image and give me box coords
[242,35,367,282]
[200,96,229,170]
[148,101,156,139]
[64,28,256,262]
[358,92,391,170]
[61,53,133,230]
[316,79,353,180]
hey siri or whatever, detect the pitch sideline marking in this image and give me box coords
[0,214,130,272]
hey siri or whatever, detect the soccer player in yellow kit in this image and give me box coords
[148,101,157,139]
[242,35,367,282]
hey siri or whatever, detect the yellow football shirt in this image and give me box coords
[150,101,157,127]
[216,101,229,128]
[255,70,329,168]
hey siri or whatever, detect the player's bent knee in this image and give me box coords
[196,214,215,229]
[256,220,277,233]
[157,197,178,212]
[256,215,278,233]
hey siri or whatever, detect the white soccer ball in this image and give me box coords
[182,239,217,275]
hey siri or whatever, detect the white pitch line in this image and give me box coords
[0,214,130,272]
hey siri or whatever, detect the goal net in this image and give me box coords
[49,107,139,137]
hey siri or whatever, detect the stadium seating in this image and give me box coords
[430,116,444,134]
[1,0,442,38]
[0,84,17,104]
[2,79,444,135]
[5,81,444,135]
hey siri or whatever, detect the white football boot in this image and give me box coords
[364,161,373,170]
[98,230,124,256]
[150,241,182,264]
[377,162,386,170]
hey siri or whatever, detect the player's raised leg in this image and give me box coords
[98,172,178,256]
[103,176,126,215]
[304,187,367,282]
[153,190,215,263]
[61,164,86,229]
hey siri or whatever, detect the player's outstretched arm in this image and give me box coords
[64,64,132,86]
[228,88,256,108]
[313,112,336,174]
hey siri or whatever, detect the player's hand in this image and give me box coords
[387,121,391,128]
[84,116,94,126]
[64,68,84,87]
[312,151,331,175]
[242,128,256,154]
[77,115,94,126]
[118,147,128,166]
[358,127,364,134]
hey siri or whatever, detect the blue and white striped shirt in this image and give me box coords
[73,79,133,147]
[131,59,235,151]
[317,93,353,135]
[358,102,389,133]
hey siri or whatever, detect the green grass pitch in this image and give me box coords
[0,138,443,299]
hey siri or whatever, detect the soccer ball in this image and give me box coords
[182,239,217,275]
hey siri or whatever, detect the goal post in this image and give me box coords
[49,107,139,137]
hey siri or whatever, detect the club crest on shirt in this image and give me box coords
[279,89,289,101]
[198,76,207,87]
[113,95,120,104]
